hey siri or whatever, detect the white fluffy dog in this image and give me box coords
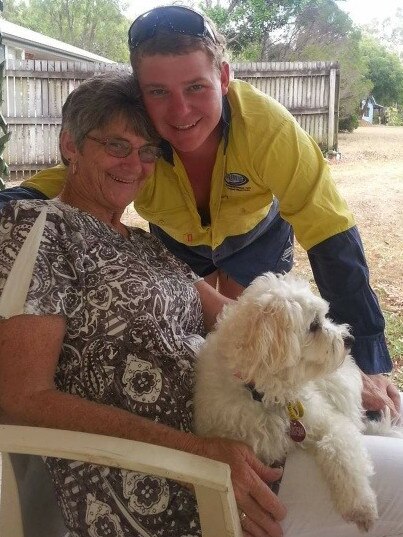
[194,272,401,531]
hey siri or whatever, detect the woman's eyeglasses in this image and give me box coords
[85,135,162,163]
[128,6,217,50]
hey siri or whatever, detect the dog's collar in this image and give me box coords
[243,384,307,442]
[243,382,307,442]
[244,383,264,402]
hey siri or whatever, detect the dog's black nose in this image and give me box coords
[343,334,355,349]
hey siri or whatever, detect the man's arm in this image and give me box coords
[0,186,49,209]
[0,165,68,210]
[361,372,401,417]
[308,226,400,415]
[308,226,390,373]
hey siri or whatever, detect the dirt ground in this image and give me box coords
[122,125,403,314]
[295,125,403,313]
[294,125,403,376]
[123,124,403,369]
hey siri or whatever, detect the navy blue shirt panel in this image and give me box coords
[308,226,392,374]
[0,186,49,209]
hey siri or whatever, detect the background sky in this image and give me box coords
[125,0,401,26]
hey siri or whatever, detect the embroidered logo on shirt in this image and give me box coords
[225,173,250,190]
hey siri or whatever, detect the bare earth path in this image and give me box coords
[301,126,403,312]
[337,128,402,313]
[294,125,403,374]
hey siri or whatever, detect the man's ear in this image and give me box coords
[60,130,79,163]
[220,61,230,96]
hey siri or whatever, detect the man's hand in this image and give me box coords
[361,372,401,420]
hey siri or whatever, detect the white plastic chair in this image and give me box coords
[0,425,242,537]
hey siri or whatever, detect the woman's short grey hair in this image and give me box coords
[61,71,159,154]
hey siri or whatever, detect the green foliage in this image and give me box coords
[361,7,403,62]
[386,106,403,126]
[3,0,131,63]
[360,36,403,106]
[203,1,372,121]
[285,1,372,121]
[201,0,311,59]
[385,311,403,371]
[338,114,359,132]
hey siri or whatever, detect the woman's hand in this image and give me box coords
[198,437,286,537]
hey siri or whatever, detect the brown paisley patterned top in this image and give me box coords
[0,199,205,537]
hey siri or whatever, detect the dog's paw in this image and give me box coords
[341,495,378,532]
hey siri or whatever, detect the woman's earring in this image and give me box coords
[72,161,78,175]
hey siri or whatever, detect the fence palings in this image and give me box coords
[2,59,339,179]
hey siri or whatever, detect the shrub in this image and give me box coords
[386,106,403,126]
[338,114,359,132]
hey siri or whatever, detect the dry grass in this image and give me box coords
[294,126,403,386]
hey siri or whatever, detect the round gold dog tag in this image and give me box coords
[289,420,306,442]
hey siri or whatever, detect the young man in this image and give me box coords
[0,6,399,415]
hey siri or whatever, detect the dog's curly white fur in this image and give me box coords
[194,272,400,531]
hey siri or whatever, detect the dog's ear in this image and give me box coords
[222,293,302,382]
[252,294,302,370]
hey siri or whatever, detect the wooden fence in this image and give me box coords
[2,59,339,179]
[233,61,339,151]
[2,59,129,179]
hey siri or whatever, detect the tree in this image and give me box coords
[360,36,403,106]
[281,0,372,122]
[3,0,130,63]
[202,0,372,121]
[362,7,403,61]
[200,0,312,59]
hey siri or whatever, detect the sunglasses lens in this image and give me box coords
[138,145,162,163]
[128,11,158,49]
[128,6,215,49]
[166,7,205,34]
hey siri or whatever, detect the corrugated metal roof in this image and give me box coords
[0,18,115,63]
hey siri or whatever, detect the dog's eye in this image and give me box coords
[309,318,321,332]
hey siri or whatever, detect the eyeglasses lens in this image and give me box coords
[105,139,131,158]
[138,146,162,163]
[104,139,161,163]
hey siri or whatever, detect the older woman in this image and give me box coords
[0,73,284,537]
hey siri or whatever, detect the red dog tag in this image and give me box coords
[289,420,306,442]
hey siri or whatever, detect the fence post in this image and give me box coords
[0,1,11,188]
[327,64,339,151]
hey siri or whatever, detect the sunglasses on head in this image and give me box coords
[128,6,218,50]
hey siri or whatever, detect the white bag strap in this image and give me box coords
[0,206,48,318]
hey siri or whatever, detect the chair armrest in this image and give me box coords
[0,425,242,537]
